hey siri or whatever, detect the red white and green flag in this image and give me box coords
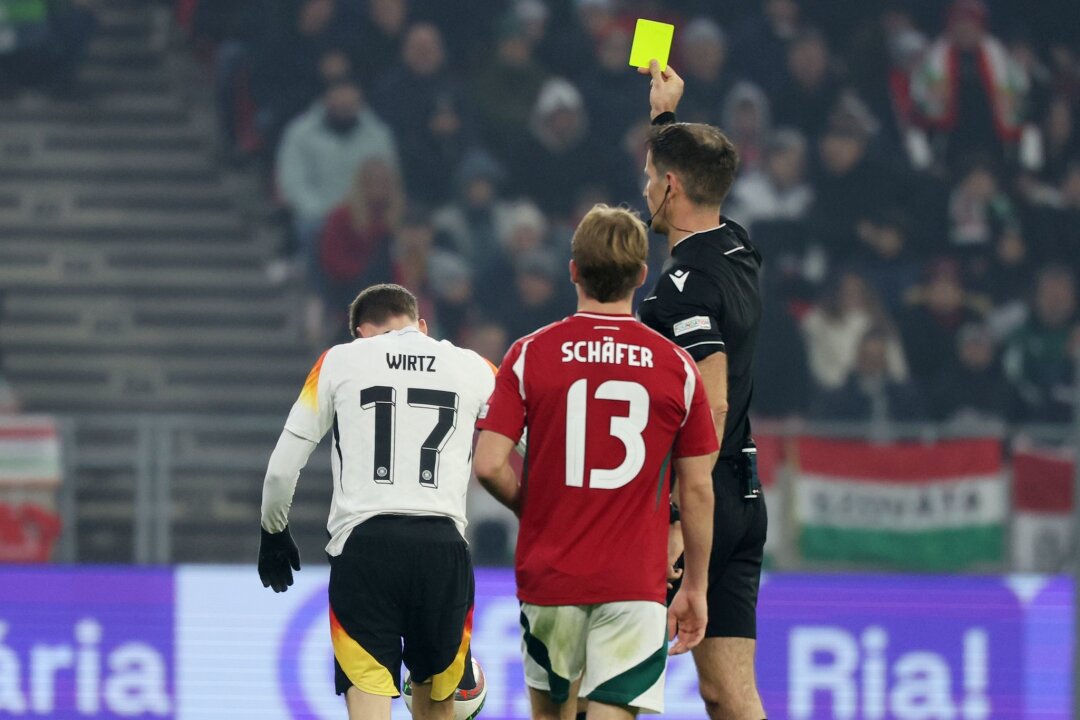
[0,415,61,487]
[1012,447,1073,572]
[755,434,784,564]
[794,437,1006,570]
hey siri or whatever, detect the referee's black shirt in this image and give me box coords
[638,218,761,459]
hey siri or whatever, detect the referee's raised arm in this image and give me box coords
[634,62,768,720]
[639,59,685,122]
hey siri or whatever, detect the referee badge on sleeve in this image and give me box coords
[673,316,712,337]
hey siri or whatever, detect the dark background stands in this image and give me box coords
[180,0,1080,424]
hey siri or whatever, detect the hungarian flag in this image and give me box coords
[1012,447,1073,572]
[0,415,61,487]
[0,415,63,561]
[755,434,784,564]
[794,437,1006,570]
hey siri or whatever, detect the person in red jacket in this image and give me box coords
[314,158,404,343]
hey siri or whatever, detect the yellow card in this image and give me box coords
[628,18,674,70]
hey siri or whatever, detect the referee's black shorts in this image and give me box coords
[668,459,767,639]
[329,514,476,700]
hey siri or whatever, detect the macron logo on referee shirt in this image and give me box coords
[669,270,689,292]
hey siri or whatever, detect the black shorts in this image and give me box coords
[328,515,476,700]
[668,459,767,639]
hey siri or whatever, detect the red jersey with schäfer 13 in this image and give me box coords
[477,312,718,605]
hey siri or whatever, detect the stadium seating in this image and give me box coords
[0,0,322,562]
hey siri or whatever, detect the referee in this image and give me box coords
[635,61,767,720]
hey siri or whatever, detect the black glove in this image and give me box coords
[258,525,301,592]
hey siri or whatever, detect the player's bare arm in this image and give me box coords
[696,352,729,446]
[473,430,522,516]
[668,351,726,598]
[638,59,685,120]
[667,451,715,655]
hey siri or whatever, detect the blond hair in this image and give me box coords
[346,157,405,230]
[571,204,648,303]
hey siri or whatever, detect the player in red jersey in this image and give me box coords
[474,205,717,720]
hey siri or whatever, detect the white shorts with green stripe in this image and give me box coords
[519,600,668,714]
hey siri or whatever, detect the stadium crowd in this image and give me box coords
[185,0,1080,426]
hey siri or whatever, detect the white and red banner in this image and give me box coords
[1012,447,1074,572]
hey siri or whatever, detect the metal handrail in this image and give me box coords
[40,414,1078,568]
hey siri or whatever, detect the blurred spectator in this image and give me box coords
[730,0,801,95]
[432,149,513,280]
[721,82,772,176]
[911,0,1029,169]
[508,78,603,219]
[514,0,548,49]
[192,0,266,159]
[317,158,403,342]
[1026,164,1080,268]
[250,0,346,154]
[852,209,923,312]
[801,271,909,391]
[929,323,1014,423]
[847,4,929,160]
[810,123,902,259]
[352,0,408,89]
[811,328,926,422]
[493,250,575,341]
[477,200,551,305]
[276,78,399,271]
[605,118,654,208]
[391,207,438,322]
[0,0,96,95]
[1004,265,1080,423]
[948,159,1021,250]
[579,22,640,146]
[727,128,813,233]
[754,293,811,418]
[899,259,988,382]
[373,23,467,203]
[675,17,734,125]
[178,0,1080,435]
[470,14,548,157]
[427,250,475,344]
[1039,98,1079,183]
[772,29,843,142]
[461,320,510,366]
[536,0,614,80]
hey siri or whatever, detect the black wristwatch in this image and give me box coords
[669,503,681,524]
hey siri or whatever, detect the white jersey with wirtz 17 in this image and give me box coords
[284,327,495,556]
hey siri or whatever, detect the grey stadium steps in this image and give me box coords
[0,0,327,562]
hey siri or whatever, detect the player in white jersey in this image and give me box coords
[258,283,495,720]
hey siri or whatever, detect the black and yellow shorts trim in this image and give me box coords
[328,515,475,700]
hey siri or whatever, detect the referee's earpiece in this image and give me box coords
[647,185,673,230]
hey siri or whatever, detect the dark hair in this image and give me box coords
[348,283,418,338]
[571,204,649,303]
[646,122,740,206]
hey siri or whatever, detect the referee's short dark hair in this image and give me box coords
[348,284,418,337]
[647,122,740,206]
